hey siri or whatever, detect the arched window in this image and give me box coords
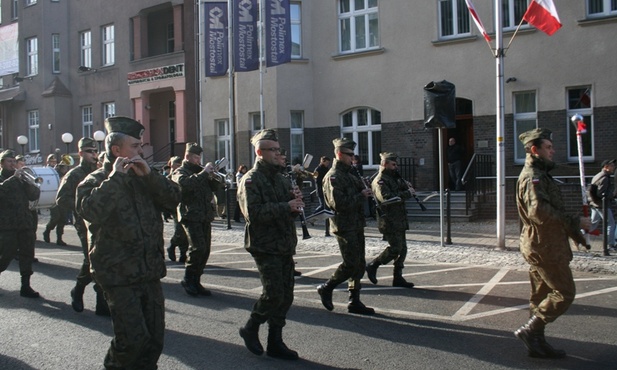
[340,107,381,168]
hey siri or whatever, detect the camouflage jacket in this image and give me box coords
[0,169,40,231]
[516,155,585,265]
[371,169,411,233]
[323,159,366,233]
[237,160,297,256]
[56,161,96,213]
[76,159,181,287]
[171,160,220,223]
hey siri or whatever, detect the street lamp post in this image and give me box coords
[61,133,74,155]
[93,130,106,152]
[17,135,28,155]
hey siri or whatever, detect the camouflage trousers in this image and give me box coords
[74,219,94,287]
[182,221,212,276]
[375,230,408,270]
[528,261,575,323]
[102,280,164,370]
[250,253,295,328]
[0,229,35,276]
[170,218,188,254]
[329,229,366,291]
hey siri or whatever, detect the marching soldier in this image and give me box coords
[76,116,180,369]
[171,143,220,296]
[57,137,109,315]
[166,155,189,262]
[316,138,375,315]
[366,152,415,288]
[237,129,302,360]
[514,128,590,358]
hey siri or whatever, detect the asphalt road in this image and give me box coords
[1,220,616,369]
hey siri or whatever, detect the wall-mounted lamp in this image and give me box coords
[145,104,151,110]
[48,124,53,130]
[506,77,517,83]
[78,66,97,73]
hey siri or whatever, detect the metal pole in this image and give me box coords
[602,196,609,256]
[445,188,452,245]
[495,0,506,250]
[226,183,232,230]
[228,0,236,169]
[439,128,444,247]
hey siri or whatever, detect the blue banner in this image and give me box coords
[204,2,228,77]
[265,0,291,67]
[233,0,259,72]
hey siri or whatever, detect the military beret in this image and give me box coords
[518,128,552,146]
[250,129,278,146]
[601,159,616,167]
[332,137,356,152]
[169,155,182,165]
[380,152,398,161]
[15,154,25,162]
[185,142,203,155]
[78,137,97,150]
[104,116,145,140]
[46,154,57,162]
[0,149,16,161]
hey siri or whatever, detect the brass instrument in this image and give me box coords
[210,157,234,184]
[17,167,44,186]
[60,154,75,166]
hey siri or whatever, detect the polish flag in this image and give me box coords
[523,0,562,36]
[465,0,491,42]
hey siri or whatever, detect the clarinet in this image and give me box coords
[287,167,311,240]
[352,166,384,217]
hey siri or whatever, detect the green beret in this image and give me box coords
[169,156,182,165]
[78,137,97,150]
[185,142,203,155]
[601,159,616,168]
[46,154,57,162]
[104,116,145,139]
[250,129,278,146]
[15,154,25,162]
[332,137,356,152]
[518,128,552,145]
[0,149,16,161]
[380,152,398,161]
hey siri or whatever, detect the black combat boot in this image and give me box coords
[196,275,212,296]
[56,238,67,246]
[514,315,549,358]
[20,275,40,298]
[181,272,199,296]
[266,325,299,360]
[537,326,566,358]
[70,283,86,312]
[179,250,187,263]
[392,268,415,288]
[43,229,51,243]
[167,244,176,262]
[365,260,381,284]
[347,290,374,315]
[317,281,335,311]
[94,285,110,316]
[239,318,264,356]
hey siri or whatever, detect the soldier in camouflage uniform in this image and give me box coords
[171,143,220,297]
[57,137,109,315]
[165,156,189,262]
[0,149,41,298]
[514,128,590,359]
[238,129,303,360]
[76,117,180,370]
[366,152,415,288]
[316,138,375,315]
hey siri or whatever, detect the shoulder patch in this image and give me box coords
[329,176,336,182]
[245,177,252,185]
[532,177,540,185]
[377,179,384,185]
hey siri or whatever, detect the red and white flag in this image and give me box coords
[465,0,491,42]
[523,0,562,36]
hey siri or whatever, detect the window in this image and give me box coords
[338,0,379,53]
[513,91,537,163]
[52,34,60,73]
[291,2,302,58]
[26,37,38,76]
[290,111,304,165]
[103,102,115,120]
[80,31,91,68]
[340,107,381,167]
[567,86,594,161]
[503,0,529,29]
[439,0,470,39]
[82,106,93,138]
[587,0,617,17]
[28,110,40,152]
[11,0,17,19]
[216,119,232,171]
[102,24,115,66]
[167,23,174,53]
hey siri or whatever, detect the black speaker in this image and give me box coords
[423,80,456,129]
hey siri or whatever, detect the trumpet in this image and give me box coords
[17,167,43,186]
[60,154,74,166]
[208,157,234,184]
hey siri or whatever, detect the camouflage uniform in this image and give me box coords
[76,117,181,369]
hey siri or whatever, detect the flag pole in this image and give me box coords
[495,0,506,250]
[258,0,265,129]
[228,0,236,169]
[505,16,526,51]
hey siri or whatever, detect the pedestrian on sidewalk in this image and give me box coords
[588,159,616,254]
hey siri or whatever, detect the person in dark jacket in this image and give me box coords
[76,116,180,369]
[588,159,616,254]
[237,129,303,360]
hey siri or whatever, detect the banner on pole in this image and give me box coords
[233,0,259,72]
[204,2,228,77]
[265,0,291,67]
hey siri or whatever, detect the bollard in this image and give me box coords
[445,188,452,245]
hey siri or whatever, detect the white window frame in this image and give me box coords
[503,0,530,30]
[340,107,381,168]
[82,106,93,138]
[167,23,174,53]
[216,119,232,172]
[513,91,537,164]
[567,86,594,162]
[438,0,471,39]
[52,33,60,73]
[587,0,617,17]
[80,30,92,68]
[26,37,38,76]
[290,2,302,58]
[103,102,115,120]
[102,24,115,66]
[28,110,40,153]
[290,111,304,165]
[338,0,379,54]
[11,0,18,20]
